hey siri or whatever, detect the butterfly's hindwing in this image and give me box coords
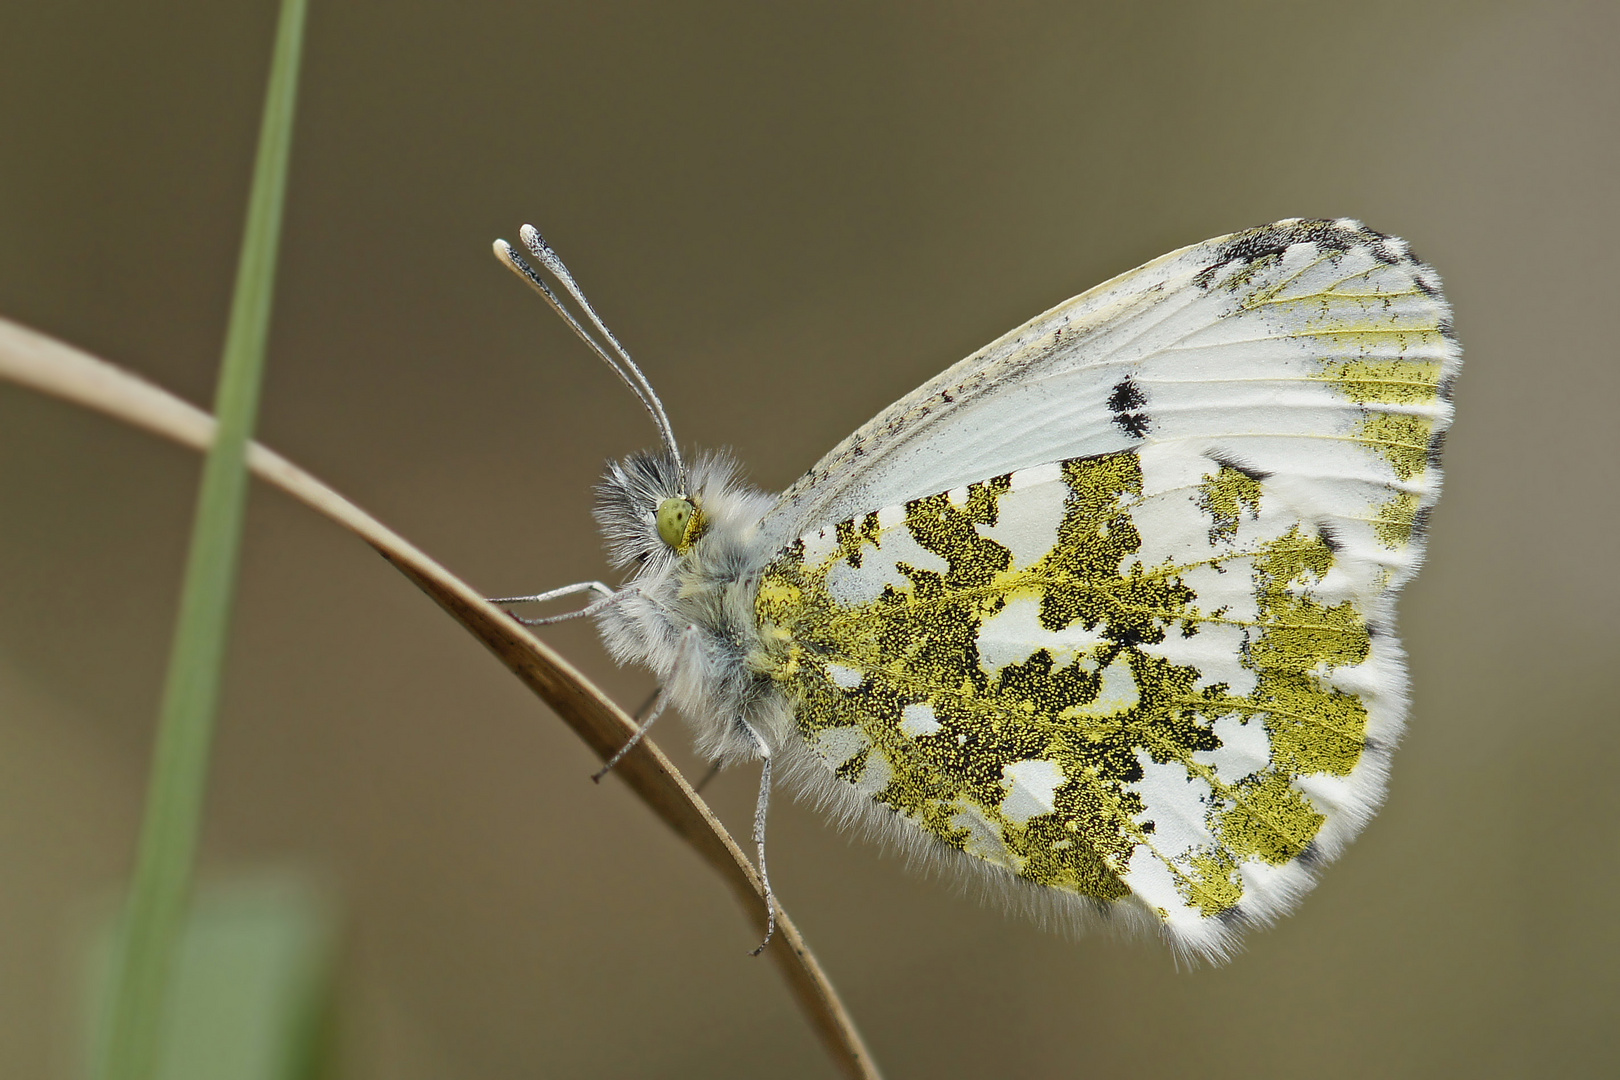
[753,444,1410,958]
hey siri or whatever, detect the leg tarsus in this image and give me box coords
[746,734,777,956]
[488,581,613,606]
[490,581,620,625]
[591,691,668,782]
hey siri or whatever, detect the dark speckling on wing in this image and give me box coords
[1107,377,1151,439]
[1193,218,1399,289]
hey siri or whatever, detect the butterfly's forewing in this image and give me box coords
[759,218,1457,570]
[752,220,1457,959]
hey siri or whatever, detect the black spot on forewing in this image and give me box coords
[1107,378,1146,412]
[1108,377,1151,439]
[1114,412,1151,438]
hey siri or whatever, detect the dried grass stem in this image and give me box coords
[0,315,881,1080]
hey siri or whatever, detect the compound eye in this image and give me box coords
[655,497,696,551]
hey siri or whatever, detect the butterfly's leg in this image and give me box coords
[743,722,777,956]
[600,693,723,794]
[591,688,671,783]
[629,677,725,795]
[591,624,698,782]
[489,581,619,625]
[630,686,662,723]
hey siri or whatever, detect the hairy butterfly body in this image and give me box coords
[496,218,1459,963]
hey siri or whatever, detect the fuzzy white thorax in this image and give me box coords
[592,449,793,765]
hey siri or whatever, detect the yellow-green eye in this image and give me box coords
[655,497,696,551]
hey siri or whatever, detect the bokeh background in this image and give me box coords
[2,2,1616,1077]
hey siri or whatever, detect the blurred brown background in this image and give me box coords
[2,2,1616,1077]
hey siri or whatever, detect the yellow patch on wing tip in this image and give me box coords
[1356,411,1434,482]
[1320,357,1445,407]
[1371,491,1422,549]
[1305,333,1446,484]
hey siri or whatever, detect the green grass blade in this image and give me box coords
[96,2,309,1078]
[85,874,339,1080]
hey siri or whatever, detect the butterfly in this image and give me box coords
[492,218,1458,963]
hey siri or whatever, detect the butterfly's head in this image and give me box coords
[594,449,707,569]
[595,448,774,572]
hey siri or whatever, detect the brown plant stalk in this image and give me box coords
[0,315,881,1080]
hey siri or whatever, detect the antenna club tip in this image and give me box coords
[493,240,528,275]
[520,223,561,269]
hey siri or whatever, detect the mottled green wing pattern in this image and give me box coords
[754,447,1416,959]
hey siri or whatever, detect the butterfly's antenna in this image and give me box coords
[516,225,686,485]
[493,227,687,489]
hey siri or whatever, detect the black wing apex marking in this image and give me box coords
[1193,218,1404,289]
